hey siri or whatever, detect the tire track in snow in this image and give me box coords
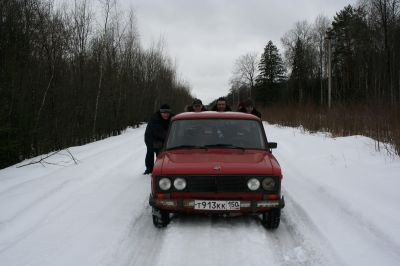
[0,136,147,257]
[0,179,77,253]
[154,214,276,266]
[117,208,336,266]
[267,193,344,266]
[0,156,127,249]
[106,205,167,266]
[278,151,400,265]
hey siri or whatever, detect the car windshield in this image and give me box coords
[165,119,267,150]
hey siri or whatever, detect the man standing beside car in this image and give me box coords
[144,104,173,175]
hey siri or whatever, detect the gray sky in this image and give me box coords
[120,0,357,104]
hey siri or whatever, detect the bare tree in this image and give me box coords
[281,20,315,71]
[229,77,241,107]
[232,52,259,97]
[69,0,92,139]
[369,0,400,104]
[71,0,91,61]
[92,0,113,136]
[313,14,330,105]
[281,20,319,105]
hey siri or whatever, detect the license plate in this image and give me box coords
[194,200,240,210]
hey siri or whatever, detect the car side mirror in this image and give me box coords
[268,142,277,149]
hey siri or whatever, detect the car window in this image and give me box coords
[165,119,267,149]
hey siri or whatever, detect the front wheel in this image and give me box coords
[262,209,281,229]
[152,207,170,228]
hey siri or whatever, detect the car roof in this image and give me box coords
[172,111,261,121]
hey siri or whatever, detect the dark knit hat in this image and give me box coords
[159,104,171,113]
[192,98,202,106]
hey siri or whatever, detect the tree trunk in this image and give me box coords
[93,63,103,136]
[34,69,54,132]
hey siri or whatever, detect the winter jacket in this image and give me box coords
[144,111,173,149]
[238,107,262,119]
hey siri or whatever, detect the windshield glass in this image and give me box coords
[165,119,267,150]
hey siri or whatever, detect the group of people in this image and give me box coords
[184,97,261,117]
[143,97,261,174]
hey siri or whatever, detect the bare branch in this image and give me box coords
[16,151,61,168]
[16,149,79,168]
[231,52,259,97]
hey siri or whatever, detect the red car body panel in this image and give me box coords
[155,149,281,176]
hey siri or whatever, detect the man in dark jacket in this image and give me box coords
[144,104,173,174]
[239,98,261,118]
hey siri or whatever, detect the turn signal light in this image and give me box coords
[263,194,279,200]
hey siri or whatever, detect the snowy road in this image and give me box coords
[1,123,400,266]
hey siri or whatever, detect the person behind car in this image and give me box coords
[186,98,207,112]
[239,98,261,118]
[237,100,244,112]
[192,98,207,112]
[211,97,231,112]
[144,104,173,175]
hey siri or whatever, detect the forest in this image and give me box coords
[228,0,400,156]
[0,0,192,168]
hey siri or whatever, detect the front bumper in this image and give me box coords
[149,195,285,213]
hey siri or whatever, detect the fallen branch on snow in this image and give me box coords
[16,149,79,168]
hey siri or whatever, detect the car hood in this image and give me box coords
[156,149,281,176]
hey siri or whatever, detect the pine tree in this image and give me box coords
[257,41,286,85]
[290,38,307,104]
[255,41,286,104]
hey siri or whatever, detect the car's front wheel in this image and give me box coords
[152,207,170,228]
[262,209,281,229]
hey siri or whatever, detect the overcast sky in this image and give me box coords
[120,0,357,104]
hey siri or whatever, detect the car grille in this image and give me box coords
[156,175,278,193]
[186,175,246,192]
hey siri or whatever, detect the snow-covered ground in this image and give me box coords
[0,123,399,266]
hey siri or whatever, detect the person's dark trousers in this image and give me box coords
[145,145,160,174]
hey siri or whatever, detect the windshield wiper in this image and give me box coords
[167,145,208,151]
[204,144,245,150]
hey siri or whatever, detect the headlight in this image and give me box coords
[262,177,276,190]
[247,178,260,191]
[159,178,171,190]
[174,178,187,190]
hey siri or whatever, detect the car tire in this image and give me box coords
[262,209,281,229]
[152,207,170,228]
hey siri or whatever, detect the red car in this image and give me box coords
[149,112,284,229]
